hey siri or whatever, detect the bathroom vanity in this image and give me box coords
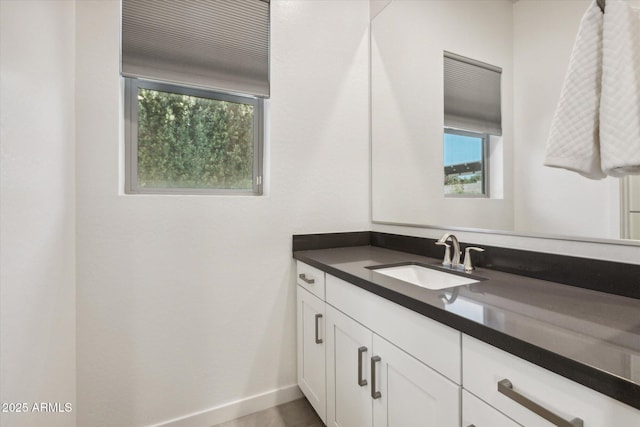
[294,232,640,427]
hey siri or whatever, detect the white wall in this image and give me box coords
[75,1,370,426]
[0,1,77,426]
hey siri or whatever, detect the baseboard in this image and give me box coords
[155,384,303,427]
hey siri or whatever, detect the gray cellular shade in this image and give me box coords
[122,0,270,98]
[444,51,502,136]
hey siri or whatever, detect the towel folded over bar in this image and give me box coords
[544,0,640,179]
[544,0,605,179]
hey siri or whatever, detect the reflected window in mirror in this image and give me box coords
[443,129,488,197]
[443,51,502,199]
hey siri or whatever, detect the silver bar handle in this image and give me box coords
[466,425,476,427]
[299,273,315,284]
[497,379,583,427]
[314,314,323,344]
[371,356,382,399]
[358,347,368,386]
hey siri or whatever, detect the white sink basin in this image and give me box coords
[372,264,479,290]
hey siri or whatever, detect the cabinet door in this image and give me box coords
[326,305,373,427]
[297,286,326,423]
[462,390,521,427]
[372,334,460,427]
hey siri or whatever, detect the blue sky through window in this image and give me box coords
[443,133,482,166]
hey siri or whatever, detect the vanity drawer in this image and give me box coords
[296,261,325,300]
[462,335,640,427]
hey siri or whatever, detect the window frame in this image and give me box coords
[124,78,264,195]
[443,128,490,198]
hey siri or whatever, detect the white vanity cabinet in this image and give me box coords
[296,262,461,427]
[463,335,640,427]
[295,260,640,427]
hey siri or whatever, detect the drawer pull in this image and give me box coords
[314,314,323,344]
[371,356,382,399]
[358,346,368,386]
[497,379,583,427]
[299,273,315,284]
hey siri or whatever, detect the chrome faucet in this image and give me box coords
[436,233,461,268]
[435,233,485,272]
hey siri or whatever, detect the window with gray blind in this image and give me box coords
[121,0,269,195]
[443,51,502,136]
[443,52,501,198]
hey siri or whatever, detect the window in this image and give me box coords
[443,129,488,197]
[443,51,501,198]
[125,79,263,194]
[120,0,269,195]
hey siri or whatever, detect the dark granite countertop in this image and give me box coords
[293,245,640,410]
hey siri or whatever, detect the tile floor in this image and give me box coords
[212,398,324,427]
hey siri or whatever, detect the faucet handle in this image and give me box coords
[435,241,452,267]
[463,247,485,272]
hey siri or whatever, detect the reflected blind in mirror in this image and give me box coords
[121,0,270,98]
[444,51,502,136]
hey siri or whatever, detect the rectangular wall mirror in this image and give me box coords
[371,0,640,243]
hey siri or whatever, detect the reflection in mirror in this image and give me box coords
[442,51,502,198]
[371,0,640,242]
[443,129,488,197]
